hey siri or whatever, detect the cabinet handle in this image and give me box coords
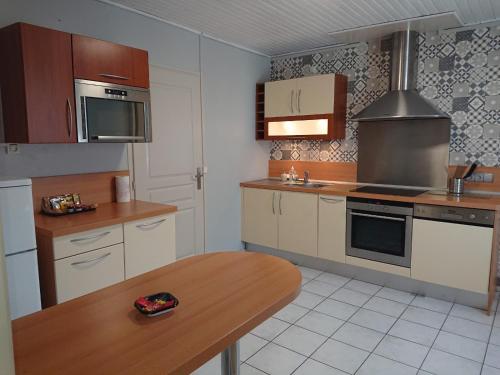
[70,231,111,243]
[66,98,73,138]
[136,218,166,229]
[272,192,275,215]
[279,192,282,215]
[71,252,111,266]
[320,197,344,204]
[297,89,301,113]
[290,90,294,114]
[99,73,130,81]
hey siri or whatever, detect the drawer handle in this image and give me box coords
[136,219,166,229]
[70,231,111,243]
[99,73,130,81]
[70,252,111,266]
[320,197,344,204]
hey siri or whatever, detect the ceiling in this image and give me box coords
[103,0,500,56]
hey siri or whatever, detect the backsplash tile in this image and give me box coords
[270,24,500,166]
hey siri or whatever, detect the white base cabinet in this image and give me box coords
[411,218,493,294]
[124,214,176,279]
[242,188,278,248]
[318,195,346,262]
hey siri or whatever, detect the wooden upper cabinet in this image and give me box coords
[0,23,76,143]
[263,74,347,141]
[72,35,149,88]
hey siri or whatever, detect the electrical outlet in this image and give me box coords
[5,143,20,154]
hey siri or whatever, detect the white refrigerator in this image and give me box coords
[0,177,41,319]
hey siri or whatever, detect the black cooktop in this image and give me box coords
[351,186,426,197]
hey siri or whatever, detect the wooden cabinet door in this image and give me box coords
[124,214,176,279]
[296,74,335,116]
[55,243,125,303]
[318,195,346,262]
[13,23,76,143]
[72,34,149,88]
[278,191,318,257]
[264,79,297,117]
[242,188,278,248]
[411,218,493,293]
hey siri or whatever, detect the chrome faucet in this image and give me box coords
[304,170,310,184]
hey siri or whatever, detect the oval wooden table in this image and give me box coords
[12,251,301,374]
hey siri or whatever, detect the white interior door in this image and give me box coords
[132,66,204,259]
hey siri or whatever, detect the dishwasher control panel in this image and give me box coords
[414,204,494,227]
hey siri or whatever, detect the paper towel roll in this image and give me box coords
[115,176,131,203]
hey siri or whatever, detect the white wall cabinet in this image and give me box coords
[278,191,318,257]
[265,74,337,117]
[242,188,278,248]
[124,214,176,279]
[411,218,493,294]
[318,195,346,262]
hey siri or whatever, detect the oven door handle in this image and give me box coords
[349,211,405,222]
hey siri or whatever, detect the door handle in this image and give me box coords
[279,192,282,215]
[194,167,204,190]
[320,197,344,204]
[98,73,130,81]
[272,192,275,215]
[297,89,301,113]
[66,98,73,139]
[136,219,166,229]
[290,90,294,114]
[349,212,405,222]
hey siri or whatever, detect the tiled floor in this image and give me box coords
[193,266,500,375]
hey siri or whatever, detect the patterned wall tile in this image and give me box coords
[270,25,500,166]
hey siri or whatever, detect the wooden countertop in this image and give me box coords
[241,179,500,210]
[35,200,177,237]
[12,252,301,375]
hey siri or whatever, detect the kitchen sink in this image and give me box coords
[283,182,328,188]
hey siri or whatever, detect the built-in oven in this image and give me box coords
[346,197,414,268]
[75,79,152,143]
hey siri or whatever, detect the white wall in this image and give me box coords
[201,37,270,251]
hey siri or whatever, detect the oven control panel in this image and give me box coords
[414,204,494,227]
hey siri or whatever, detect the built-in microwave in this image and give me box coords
[75,79,152,143]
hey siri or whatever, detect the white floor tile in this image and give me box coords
[450,303,494,325]
[482,365,500,375]
[295,310,345,336]
[485,344,500,369]
[343,279,382,295]
[442,316,492,342]
[192,354,221,375]
[491,327,500,346]
[330,288,372,307]
[374,335,429,368]
[273,325,327,356]
[301,277,311,286]
[422,349,482,375]
[298,266,322,279]
[375,287,415,304]
[410,296,453,314]
[312,339,369,374]
[315,272,351,287]
[364,296,408,318]
[251,317,290,340]
[495,313,500,328]
[293,290,325,309]
[388,319,439,347]
[401,306,447,329]
[332,322,384,351]
[418,371,434,375]
[293,358,348,375]
[357,354,417,375]
[246,342,306,375]
[314,298,359,320]
[349,308,397,333]
[240,333,268,362]
[240,363,267,375]
[273,303,309,324]
[433,331,487,362]
[302,280,342,297]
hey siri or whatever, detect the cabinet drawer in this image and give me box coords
[124,214,176,279]
[53,224,123,260]
[55,243,125,303]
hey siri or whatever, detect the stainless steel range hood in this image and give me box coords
[352,30,450,121]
